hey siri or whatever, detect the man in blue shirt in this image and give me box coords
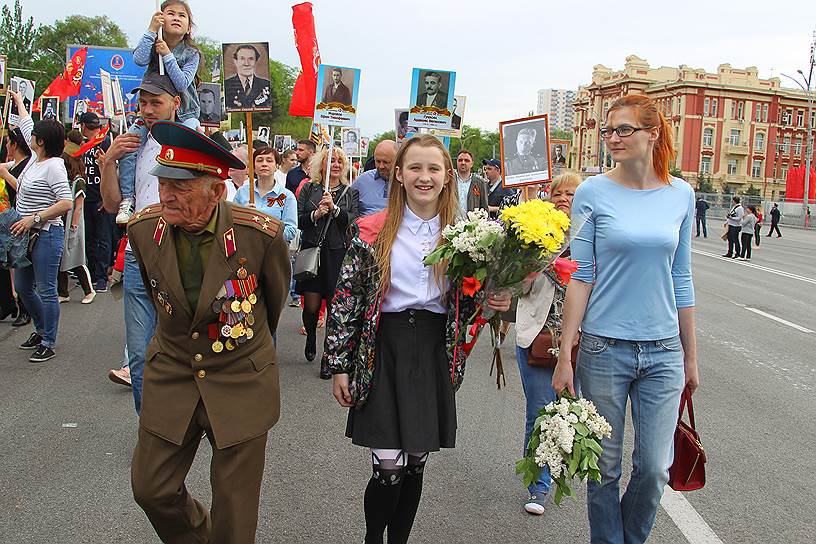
[352,140,396,216]
[285,140,316,194]
[483,158,516,218]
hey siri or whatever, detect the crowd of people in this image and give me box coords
[0,2,706,543]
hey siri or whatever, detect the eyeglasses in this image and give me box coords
[599,125,655,139]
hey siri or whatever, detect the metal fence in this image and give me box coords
[697,192,815,230]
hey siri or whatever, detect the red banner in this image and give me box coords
[34,47,88,112]
[785,165,816,203]
[289,3,321,117]
[71,122,109,157]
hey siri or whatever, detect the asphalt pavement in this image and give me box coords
[0,225,814,543]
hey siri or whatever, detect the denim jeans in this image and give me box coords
[576,333,685,544]
[124,251,156,414]
[14,226,64,347]
[516,345,580,496]
[289,253,299,301]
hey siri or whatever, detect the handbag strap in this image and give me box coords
[677,387,696,429]
[315,184,349,247]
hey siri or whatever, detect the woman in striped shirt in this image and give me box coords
[0,91,72,362]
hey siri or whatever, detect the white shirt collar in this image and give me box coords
[403,204,440,236]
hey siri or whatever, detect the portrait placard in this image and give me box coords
[8,77,35,126]
[256,127,270,144]
[499,114,552,188]
[395,108,419,144]
[72,99,88,129]
[40,97,59,121]
[359,136,370,157]
[197,82,222,127]
[341,127,361,157]
[273,134,284,152]
[111,77,125,117]
[222,42,272,112]
[100,69,114,118]
[0,55,6,95]
[283,135,292,150]
[408,68,456,130]
[314,64,361,127]
[550,139,570,168]
[429,95,466,138]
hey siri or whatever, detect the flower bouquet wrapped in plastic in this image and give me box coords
[516,392,613,505]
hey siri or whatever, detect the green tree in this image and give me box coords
[696,173,714,193]
[550,128,573,142]
[669,166,684,180]
[745,184,760,196]
[0,0,38,72]
[32,15,128,94]
[195,36,221,81]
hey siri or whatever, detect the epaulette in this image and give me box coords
[230,204,282,238]
[128,203,164,227]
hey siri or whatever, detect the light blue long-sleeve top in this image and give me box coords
[232,182,298,243]
[570,174,695,341]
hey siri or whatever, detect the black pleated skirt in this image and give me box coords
[346,309,457,452]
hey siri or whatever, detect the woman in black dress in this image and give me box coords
[296,147,359,361]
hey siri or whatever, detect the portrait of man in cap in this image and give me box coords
[500,115,552,187]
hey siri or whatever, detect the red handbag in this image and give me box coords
[668,387,706,491]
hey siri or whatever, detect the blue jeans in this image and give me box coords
[289,253,299,301]
[14,226,64,347]
[576,333,685,544]
[124,252,156,414]
[516,344,580,496]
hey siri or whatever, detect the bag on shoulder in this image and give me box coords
[293,185,349,281]
[528,329,579,368]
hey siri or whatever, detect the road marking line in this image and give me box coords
[744,307,814,333]
[692,249,816,285]
[661,487,724,544]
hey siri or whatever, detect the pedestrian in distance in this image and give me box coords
[754,204,763,247]
[552,94,698,544]
[739,206,757,260]
[695,191,709,237]
[767,202,782,237]
[722,196,744,258]
[323,134,511,544]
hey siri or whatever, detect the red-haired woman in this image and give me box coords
[553,95,698,544]
[323,134,510,543]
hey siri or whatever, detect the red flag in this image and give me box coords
[34,47,88,112]
[71,122,109,157]
[289,3,321,117]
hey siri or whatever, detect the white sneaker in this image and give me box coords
[523,493,548,515]
[81,291,96,304]
[116,197,135,224]
[58,296,70,303]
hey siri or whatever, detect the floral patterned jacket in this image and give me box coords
[321,211,477,407]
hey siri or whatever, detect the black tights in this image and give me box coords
[301,292,325,352]
[364,450,428,544]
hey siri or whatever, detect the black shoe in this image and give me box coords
[0,307,18,321]
[29,345,55,362]
[721,254,731,258]
[731,255,738,259]
[12,312,31,327]
[20,332,43,350]
[305,331,317,362]
[95,284,108,293]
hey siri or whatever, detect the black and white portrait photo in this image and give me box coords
[273,134,285,152]
[499,114,552,188]
[40,97,59,121]
[8,77,35,125]
[222,42,272,112]
[257,126,270,143]
[342,128,360,157]
[550,139,570,167]
[72,99,88,129]
[321,66,353,106]
[413,70,450,110]
[198,82,222,126]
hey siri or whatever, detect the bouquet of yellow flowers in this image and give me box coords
[424,199,571,386]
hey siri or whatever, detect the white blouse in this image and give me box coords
[381,205,448,315]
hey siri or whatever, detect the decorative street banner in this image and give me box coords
[429,95,466,138]
[499,114,553,188]
[222,42,272,112]
[66,45,146,118]
[408,67,456,130]
[313,64,360,127]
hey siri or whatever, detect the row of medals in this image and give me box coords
[210,266,257,353]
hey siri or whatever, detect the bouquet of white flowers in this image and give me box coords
[516,391,613,505]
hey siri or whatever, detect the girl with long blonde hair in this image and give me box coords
[322,134,510,543]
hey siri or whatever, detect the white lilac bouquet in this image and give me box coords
[424,201,572,387]
[516,391,613,505]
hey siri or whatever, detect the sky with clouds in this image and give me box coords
[9,0,815,137]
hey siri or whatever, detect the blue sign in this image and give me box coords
[66,45,146,118]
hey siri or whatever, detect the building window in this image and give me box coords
[703,127,713,147]
[730,101,736,119]
[797,110,804,127]
[783,135,791,153]
[730,129,740,146]
[782,110,791,125]
[728,159,738,175]
[712,99,718,117]
[754,132,765,150]
[763,104,769,122]
[752,160,762,178]
[737,101,744,120]
[781,166,788,180]
[704,98,710,116]
[700,156,712,174]
[794,137,802,155]
[755,103,761,122]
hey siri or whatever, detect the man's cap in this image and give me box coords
[208,131,233,153]
[132,72,179,97]
[78,112,100,127]
[149,121,245,180]
[483,158,501,170]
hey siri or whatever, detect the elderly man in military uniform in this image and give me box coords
[506,127,547,176]
[128,121,290,543]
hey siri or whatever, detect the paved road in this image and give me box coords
[0,228,814,543]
